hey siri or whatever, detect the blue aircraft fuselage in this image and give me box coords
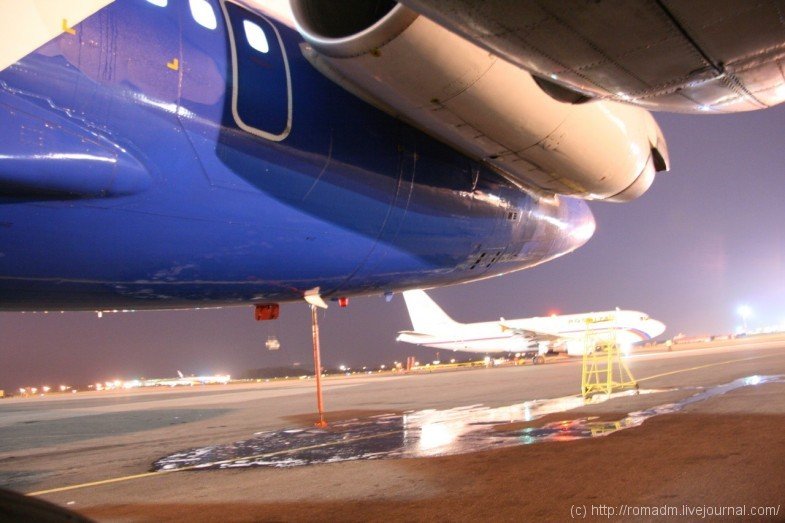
[0,0,593,310]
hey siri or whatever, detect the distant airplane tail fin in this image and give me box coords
[402,290,460,333]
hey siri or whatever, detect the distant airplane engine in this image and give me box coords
[290,1,669,202]
[565,339,586,357]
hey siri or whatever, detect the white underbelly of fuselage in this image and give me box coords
[423,332,528,353]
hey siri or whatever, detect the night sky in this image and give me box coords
[2,105,785,391]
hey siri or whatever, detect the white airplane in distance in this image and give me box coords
[396,290,666,359]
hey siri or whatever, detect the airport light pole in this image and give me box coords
[737,305,752,333]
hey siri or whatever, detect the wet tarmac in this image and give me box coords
[518,374,784,443]
[150,390,647,470]
[5,340,785,522]
[0,409,230,453]
[153,375,783,471]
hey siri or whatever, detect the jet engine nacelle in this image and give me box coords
[565,339,586,357]
[291,1,669,201]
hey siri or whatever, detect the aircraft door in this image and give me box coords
[221,1,292,141]
[177,0,299,190]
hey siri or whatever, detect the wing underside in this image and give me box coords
[400,0,785,114]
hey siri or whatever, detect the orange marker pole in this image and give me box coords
[310,304,328,428]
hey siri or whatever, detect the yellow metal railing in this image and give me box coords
[581,320,637,398]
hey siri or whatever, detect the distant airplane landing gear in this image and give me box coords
[521,350,545,365]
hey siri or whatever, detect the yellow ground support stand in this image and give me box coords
[580,324,637,398]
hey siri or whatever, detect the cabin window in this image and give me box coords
[243,20,269,54]
[189,0,217,30]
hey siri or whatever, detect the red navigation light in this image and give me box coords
[338,297,349,308]
[254,304,280,321]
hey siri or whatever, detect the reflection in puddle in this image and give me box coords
[153,375,783,471]
[518,375,784,443]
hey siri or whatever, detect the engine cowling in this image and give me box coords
[291,0,669,201]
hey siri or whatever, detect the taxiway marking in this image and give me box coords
[637,354,773,382]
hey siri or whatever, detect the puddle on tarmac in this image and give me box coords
[518,374,784,443]
[153,375,783,471]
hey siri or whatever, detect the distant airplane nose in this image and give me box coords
[648,319,666,338]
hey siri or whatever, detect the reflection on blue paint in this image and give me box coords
[0,0,594,310]
[153,375,783,471]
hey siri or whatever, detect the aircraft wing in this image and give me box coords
[498,323,561,343]
[399,0,785,114]
[396,330,436,343]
